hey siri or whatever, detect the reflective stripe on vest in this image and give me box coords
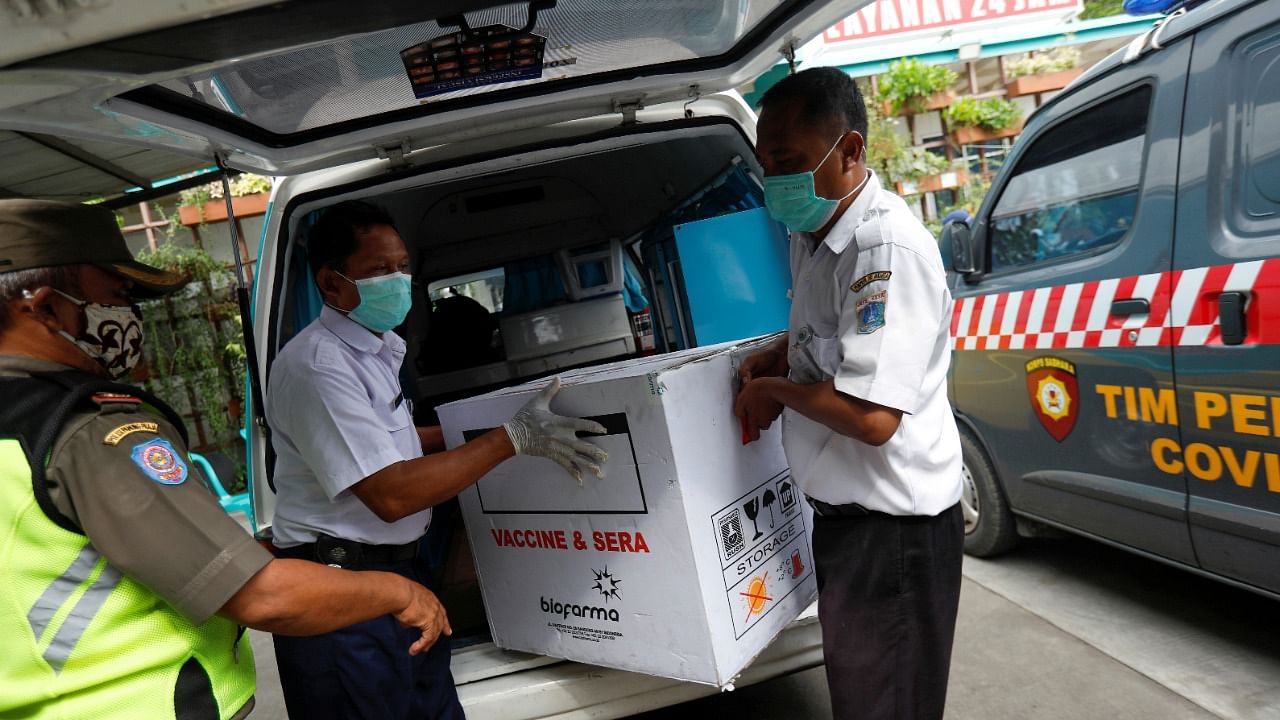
[28,545,124,671]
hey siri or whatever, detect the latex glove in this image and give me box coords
[504,377,609,485]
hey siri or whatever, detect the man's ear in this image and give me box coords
[841,132,866,171]
[315,266,341,303]
[19,287,65,332]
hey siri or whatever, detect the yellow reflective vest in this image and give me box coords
[0,372,255,720]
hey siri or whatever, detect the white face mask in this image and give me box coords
[53,289,145,380]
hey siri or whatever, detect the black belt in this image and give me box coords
[274,534,419,568]
[807,497,872,517]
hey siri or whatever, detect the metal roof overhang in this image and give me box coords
[0,129,230,208]
[742,12,1163,106]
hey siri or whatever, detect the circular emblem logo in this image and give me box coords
[1036,376,1072,421]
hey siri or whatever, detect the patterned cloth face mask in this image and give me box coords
[53,289,144,380]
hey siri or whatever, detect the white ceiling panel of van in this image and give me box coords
[1,0,855,177]
[150,1,787,136]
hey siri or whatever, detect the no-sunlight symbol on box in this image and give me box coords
[739,573,773,623]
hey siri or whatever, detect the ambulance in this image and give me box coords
[0,1,866,715]
[941,0,1280,599]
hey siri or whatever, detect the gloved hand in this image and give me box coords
[504,377,609,485]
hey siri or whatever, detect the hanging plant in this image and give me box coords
[878,58,958,115]
[178,173,273,226]
[943,97,1023,131]
[865,98,953,190]
[890,147,953,185]
[1006,47,1085,97]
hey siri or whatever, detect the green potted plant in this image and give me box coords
[177,173,273,226]
[890,148,967,196]
[944,97,1024,145]
[878,58,958,116]
[1005,47,1083,97]
[863,100,967,196]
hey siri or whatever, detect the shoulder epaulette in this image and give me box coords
[91,392,142,405]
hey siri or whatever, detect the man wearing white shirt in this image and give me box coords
[735,69,964,720]
[267,200,606,720]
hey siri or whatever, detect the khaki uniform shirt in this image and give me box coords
[0,354,271,623]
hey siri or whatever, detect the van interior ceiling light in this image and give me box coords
[401,0,557,101]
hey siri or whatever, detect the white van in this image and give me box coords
[0,2,856,715]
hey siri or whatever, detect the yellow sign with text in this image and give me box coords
[1093,384,1280,493]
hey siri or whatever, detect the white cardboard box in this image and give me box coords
[436,339,818,686]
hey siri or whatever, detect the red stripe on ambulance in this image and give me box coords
[951,259,1280,350]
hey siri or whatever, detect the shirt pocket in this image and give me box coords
[788,329,842,385]
[372,397,414,436]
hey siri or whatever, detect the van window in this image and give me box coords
[988,86,1152,272]
[1244,35,1280,221]
[428,268,506,313]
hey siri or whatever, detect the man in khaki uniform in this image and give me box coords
[0,199,451,720]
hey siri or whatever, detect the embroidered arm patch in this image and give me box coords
[856,291,888,334]
[130,438,189,485]
[104,422,159,446]
[851,271,891,293]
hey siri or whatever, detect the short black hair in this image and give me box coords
[758,67,868,140]
[306,200,398,276]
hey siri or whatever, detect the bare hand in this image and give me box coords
[738,346,788,385]
[734,377,785,443]
[393,579,453,655]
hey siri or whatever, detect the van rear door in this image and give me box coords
[952,38,1195,563]
[0,0,855,177]
[1171,2,1280,595]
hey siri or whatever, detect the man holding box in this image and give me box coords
[735,68,964,720]
[266,200,607,720]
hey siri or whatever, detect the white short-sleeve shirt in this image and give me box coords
[782,171,962,517]
[267,306,431,547]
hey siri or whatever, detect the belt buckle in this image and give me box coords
[315,535,362,569]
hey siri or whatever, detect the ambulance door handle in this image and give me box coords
[1219,292,1247,346]
[1110,298,1150,316]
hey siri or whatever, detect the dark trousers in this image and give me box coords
[272,555,465,720]
[813,503,964,720]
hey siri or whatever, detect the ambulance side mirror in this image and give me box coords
[941,220,977,275]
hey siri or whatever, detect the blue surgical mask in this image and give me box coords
[334,271,413,333]
[763,132,868,233]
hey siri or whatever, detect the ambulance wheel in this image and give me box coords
[960,428,1018,557]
